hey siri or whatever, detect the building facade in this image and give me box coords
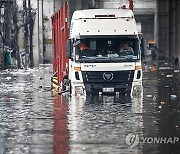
[17,0,156,67]
[157,0,180,66]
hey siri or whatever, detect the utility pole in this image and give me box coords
[0,0,36,69]
[37,0,44,64]
[0,0,18,69]
[22,0,35,68]
[28,0,34,68]
[23,0,29,68]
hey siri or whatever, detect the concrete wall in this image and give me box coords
[33,0,44,66]
[32,0,54,65]
[54,0,156,41]
[157,0,180,66]
[95,0,156,41]
[15,0,180,67]
[89,0,155,42]
[16,0,25,52]
[42,0,54,63]
[95,0,156,11]
[16,0,43,67]
[17,0,54,66]
[53,0,62,12]
[54,0,95,19]
[17,0,157,67]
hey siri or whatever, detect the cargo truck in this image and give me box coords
[52,2,142,96]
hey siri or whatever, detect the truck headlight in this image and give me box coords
[75,86,84,95]
[133,85,142,94]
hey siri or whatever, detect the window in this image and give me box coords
[74,37,140,63]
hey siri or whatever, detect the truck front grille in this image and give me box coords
[81,70,135,94]
[82,70,134,83]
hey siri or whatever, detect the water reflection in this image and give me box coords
[68,95,144,154]
[0,128,5,154]
[0,67,54,154]
[142,65,180,154]
[0,65,179,154]
[53,96,69,154]
[156,67,180,154]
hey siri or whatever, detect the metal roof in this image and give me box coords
[72,9,134,20]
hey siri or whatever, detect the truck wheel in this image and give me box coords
[62,76,71,93]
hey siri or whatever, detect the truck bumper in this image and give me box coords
[84,82,132,95]
[81,70,136,95]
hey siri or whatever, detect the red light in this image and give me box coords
[129,0,134,11]
[121,5,126,9]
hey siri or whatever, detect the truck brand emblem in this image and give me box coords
[84,64,96,67]
[124,64,133,67]
[103,72,113,81]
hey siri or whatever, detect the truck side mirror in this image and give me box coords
[66,39,72,59]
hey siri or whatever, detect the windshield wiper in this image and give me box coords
[78,56,137,63]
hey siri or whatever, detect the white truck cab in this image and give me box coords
[66,9,142,96]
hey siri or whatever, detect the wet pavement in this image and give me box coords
[0,62,180,154]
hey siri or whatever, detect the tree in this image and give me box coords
[0,0,36,69]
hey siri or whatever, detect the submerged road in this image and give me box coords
[0,62,179,154]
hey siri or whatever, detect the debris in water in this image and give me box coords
[151,64,157,73]
[147,95,153,98]
[153,96,156,100]
[1,96,10,102]
[171,95,177,99]
[174,70,180,73]
[39,86,43,89]
[39,77,43,80]
[44,86,52,91]
[5,77,11,80]
[166,75,173,78]
[159,66,172,70]
[160,73,165,76]
[160,102,165,105]
[143,62,148,72]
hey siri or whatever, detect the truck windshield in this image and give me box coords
[74,37,140,63]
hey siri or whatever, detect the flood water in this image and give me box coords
[0,63,179,154]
